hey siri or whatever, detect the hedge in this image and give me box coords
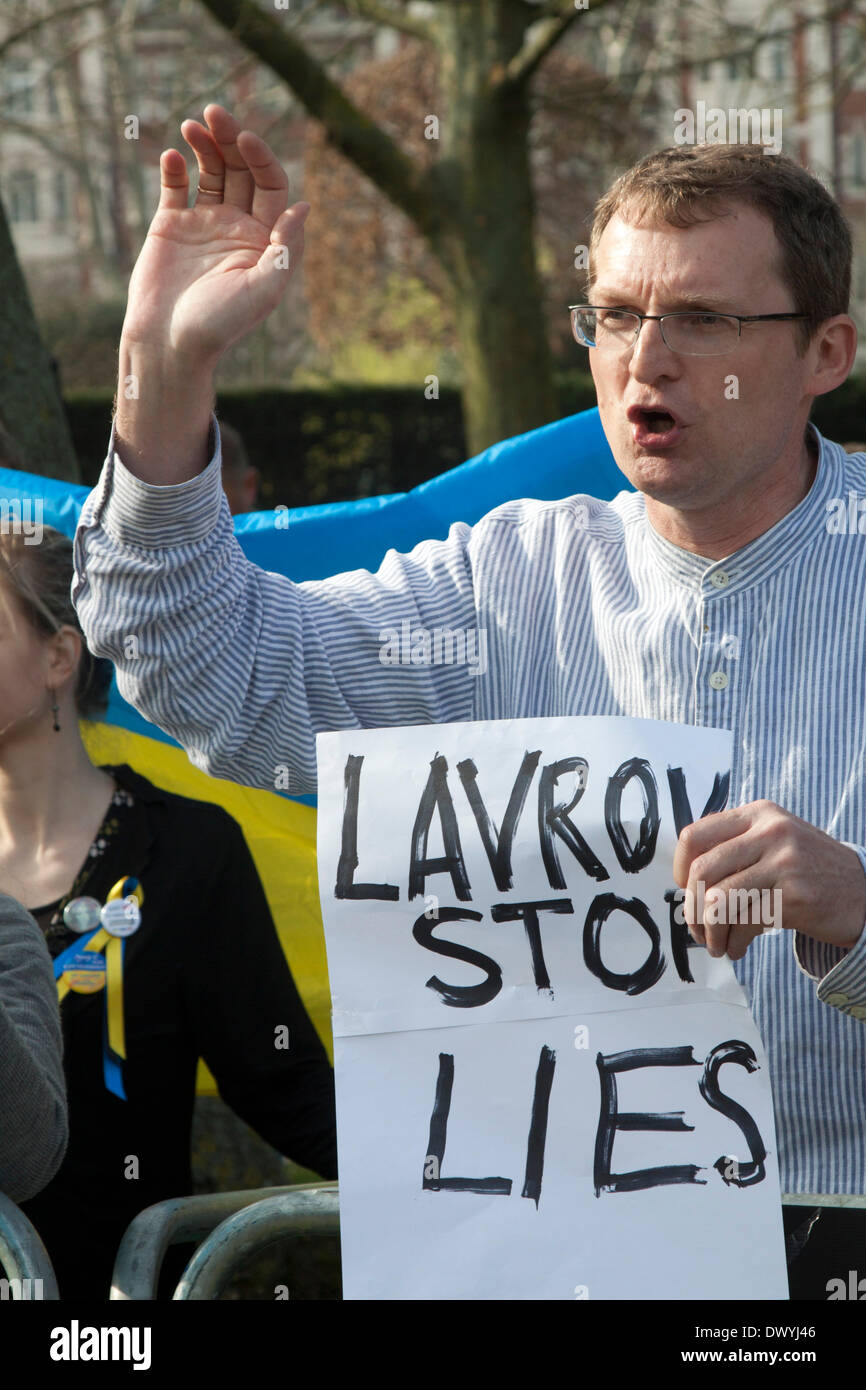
[63,372,866,506]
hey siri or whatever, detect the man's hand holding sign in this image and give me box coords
[675,803,866,959]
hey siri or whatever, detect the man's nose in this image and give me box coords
[629,317,677,376]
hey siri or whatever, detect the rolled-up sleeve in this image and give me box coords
[795,843,866,1019]
[0,895,68,1202]
[72,419,479,794]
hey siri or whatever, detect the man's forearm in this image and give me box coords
[114,338,216,484]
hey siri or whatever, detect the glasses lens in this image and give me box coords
[662,313,739,356]
[576,308,639,350]
[572,308,595,345]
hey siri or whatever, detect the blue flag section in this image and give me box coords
[0,404,622,1072]
[0,403,621,583]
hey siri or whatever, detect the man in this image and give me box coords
[219,420,261,514]
[72,106,866,1297]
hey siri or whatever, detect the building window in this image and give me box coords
[847,22,861,68]
[725,28,755,81]
[5,65,34,116]
[6,171,39,223]
[54,170,68,222]
[46,72,60,119]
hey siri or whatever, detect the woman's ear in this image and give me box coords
[46,625,84,689]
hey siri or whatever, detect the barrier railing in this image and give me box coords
[107,1184,866,1301]
[111,1181,338,1300]
[0,1192,60,1299]
[172,1187,340,1300]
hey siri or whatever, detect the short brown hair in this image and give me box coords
[588,143,852,354]
[0,527,113,720]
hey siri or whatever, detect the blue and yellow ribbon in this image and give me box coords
[54,877,144,1099]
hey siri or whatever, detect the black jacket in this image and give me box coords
[21,763,337,1298]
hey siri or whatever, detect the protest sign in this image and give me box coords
[316,716,788,1300]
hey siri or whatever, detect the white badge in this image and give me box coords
[101,896,142,938]
[63,896,103,933]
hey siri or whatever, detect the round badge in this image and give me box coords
[63,950,106,994]
[62,896,103,934]
[101,896,141,938]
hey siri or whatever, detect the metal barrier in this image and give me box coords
[173,1187,340,1300]
[112,1184,864,1301]
[782,1192,866,1208]
[110,1181,338,1300]
[0,1192,60,1299]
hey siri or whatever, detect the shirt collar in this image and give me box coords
[99,762,168,805]
[640,423,842,593]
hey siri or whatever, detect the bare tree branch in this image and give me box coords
[0,112,91,172]
[502,0,620,89]
[342,0,437,43]
[197,0,438,239]
[502,0,580,87]
[609,0,853,88]
[0,0,103,62]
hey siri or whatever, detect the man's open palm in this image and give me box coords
[123,105,307,366]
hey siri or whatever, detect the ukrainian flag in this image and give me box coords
[0,406,620,1084]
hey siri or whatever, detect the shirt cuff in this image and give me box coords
[79,413,225,549]
[794,842,866,1019]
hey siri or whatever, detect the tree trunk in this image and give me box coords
[198,0,565,459]
[0,196,79,481]
[433,2,557,452]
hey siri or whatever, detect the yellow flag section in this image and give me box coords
[80,720,331,1093]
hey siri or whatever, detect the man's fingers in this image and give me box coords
[157,149,189,212]
[702,890,730,959]
[690,867,780,959]
[239,129,290,229]
[683,836,761,942]
[251,204,309,307]
[170,107,291,227]
[203,104,254,212]
[181,119,226,204]
[672,809,750,888]
[271,203,309,253]
[725,923,764,962]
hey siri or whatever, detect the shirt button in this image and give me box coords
[825,992,850,1007]
[710,571,731,589]
[848,1004,866,1021]
[709,671,729,690]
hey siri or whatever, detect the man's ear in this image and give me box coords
[807,314,858,400]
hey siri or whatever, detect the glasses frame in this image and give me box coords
[568,304,809,355]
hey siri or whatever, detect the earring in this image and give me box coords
[51,691,60,733]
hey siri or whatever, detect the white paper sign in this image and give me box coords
[316,715,788,1300]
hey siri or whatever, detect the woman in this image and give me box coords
[0,526,337,1298]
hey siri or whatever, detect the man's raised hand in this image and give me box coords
[115,106,307,482]
[123,104,307,364]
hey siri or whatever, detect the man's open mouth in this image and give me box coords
[640,410,674,430]
[626,404,684,446]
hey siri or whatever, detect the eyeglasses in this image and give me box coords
[568,305,808,357]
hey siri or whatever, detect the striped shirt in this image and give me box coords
[72,420,866,1194]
